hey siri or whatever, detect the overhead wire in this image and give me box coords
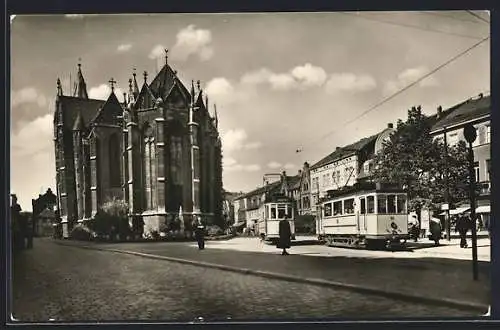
[466,10,490,24]
[298,35,490,154]
[340,12,486,40]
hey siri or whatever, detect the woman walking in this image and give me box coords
[277,216,292,255]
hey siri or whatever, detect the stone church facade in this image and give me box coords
[53,56,223,238]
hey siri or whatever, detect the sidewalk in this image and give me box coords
[53,237,491,312]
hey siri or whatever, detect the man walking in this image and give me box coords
[456,214,470,248]
[193,216,206,250]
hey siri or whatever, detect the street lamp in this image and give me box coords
[463,123,479,281]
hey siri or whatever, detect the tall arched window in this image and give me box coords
[170,135,183,185]
[109,133,121,188]
[143,124,155,210]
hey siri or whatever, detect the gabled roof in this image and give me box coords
[431,95,490,132]
[148,64,192,102]
[91,92,123,125]
[310,133,380,170]
[58,96,105,130]
[236,180,282,200]
[134,82,157,109]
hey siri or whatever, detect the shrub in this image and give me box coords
[206,225,223,237]
[70,224,96,241]
[86,198,132,241]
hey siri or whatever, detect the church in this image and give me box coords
[53,52,223,238]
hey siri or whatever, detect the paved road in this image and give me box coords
[11,238,475,322]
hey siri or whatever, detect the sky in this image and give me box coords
[10,11,490,211]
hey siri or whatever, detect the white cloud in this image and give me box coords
[117,44,132,53]
[223,157,237,167]
[11,114,53,157]
[149,44,166,60]
[88,84,124,101]
[291,63,327,87]
[221,128,261,153]
[267,161,282,169]
[383,66,440,96]
[325,73,377,94]
[284,163,296,170]
[205,78,234,97]
[11,87,47,108]
[65,14,85,19]
[240,63,327,91]
[171,25,214,62]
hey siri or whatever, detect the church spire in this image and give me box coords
[191,80,196,104]
[214,103,218,129]
[57,78,63,96]
[132,68,139,99]
[73,60,88,99]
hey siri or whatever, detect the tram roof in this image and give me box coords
[321,182,406,200]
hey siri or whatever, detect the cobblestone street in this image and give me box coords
[11,238,483,322]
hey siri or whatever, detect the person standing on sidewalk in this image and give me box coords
[456,214,469,248]
[193,216,206,250]
[277,215,292,255]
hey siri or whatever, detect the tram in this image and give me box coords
[257,193,296,242]
[317,183,409,249]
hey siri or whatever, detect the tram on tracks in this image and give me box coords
[257,193,296,243]
[316,182,409,249]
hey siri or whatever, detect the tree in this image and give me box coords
[372,105,469,223]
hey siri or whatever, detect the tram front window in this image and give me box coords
[278,205,287,219]
[387,195,396,213]
[270,206,277,219]
[367,196,375,213]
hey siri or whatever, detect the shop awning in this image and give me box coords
[476,205,490,214]
[439,207,470,216]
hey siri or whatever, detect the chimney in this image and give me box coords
[387,123,393,129]
[479,93,484,98]
[298,169,302,176]
[303,161,309,168]
[336,147,341,151]
[437,105,443,118]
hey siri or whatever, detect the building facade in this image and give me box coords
[309,124,395,219]
[32,188,57,237]
[54,58,223,238]
[430,93,491,226]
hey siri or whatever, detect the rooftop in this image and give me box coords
[430,94,490,132]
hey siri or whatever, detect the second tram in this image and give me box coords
[257,193,296,242]
[317,183,409,249]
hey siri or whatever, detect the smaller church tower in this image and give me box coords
[189,80,201,218]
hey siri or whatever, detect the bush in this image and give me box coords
[70,224,96,241]
[206,225,223,237]
[86,198,132,241]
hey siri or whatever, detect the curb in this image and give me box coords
[55,240,488,313]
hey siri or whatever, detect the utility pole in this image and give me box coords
[443,127,452,241]
[464,123,479,281]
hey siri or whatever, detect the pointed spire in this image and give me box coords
[72,111,84,131]
[205,95,209,109]
[197,80,201,93]
[57,78,63,96]
[122,92,127,105]
[214,103,218,129]
[143,71,148,84]
[191,80,196,104]
[132,68,139,98]
[108,77,117,93]
[164,48,169,65]
[73,60,89,99]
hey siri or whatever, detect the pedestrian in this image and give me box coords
[193,216,206,250]
[429,217,441,246]
[456,214,469,248]
[277,215,292,255]
[11,194,23,250]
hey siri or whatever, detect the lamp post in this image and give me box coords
[463,123,479,281]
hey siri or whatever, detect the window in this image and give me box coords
[447,132,458,146]
[387,195,396,214]
[474,161,480,182]
[344,198,354,214]
[270,205,277,219]
[397,195,407,214]
[324,202,332,217]
[277,205,286,219]
[333,201,342,215]
[170,136,183,184]
[486,159,491,181]
[367,196,375,214]
[486,125,491,144]
[109,134,121,188]
[360,198,366,214]
[377,195,387,213]
[286,205,292,218]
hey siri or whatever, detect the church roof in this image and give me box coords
[73,63,89,99]
[58,96,105,130]
[91,92,124,125]
[72,111,85,131]
[149,63,192,102]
